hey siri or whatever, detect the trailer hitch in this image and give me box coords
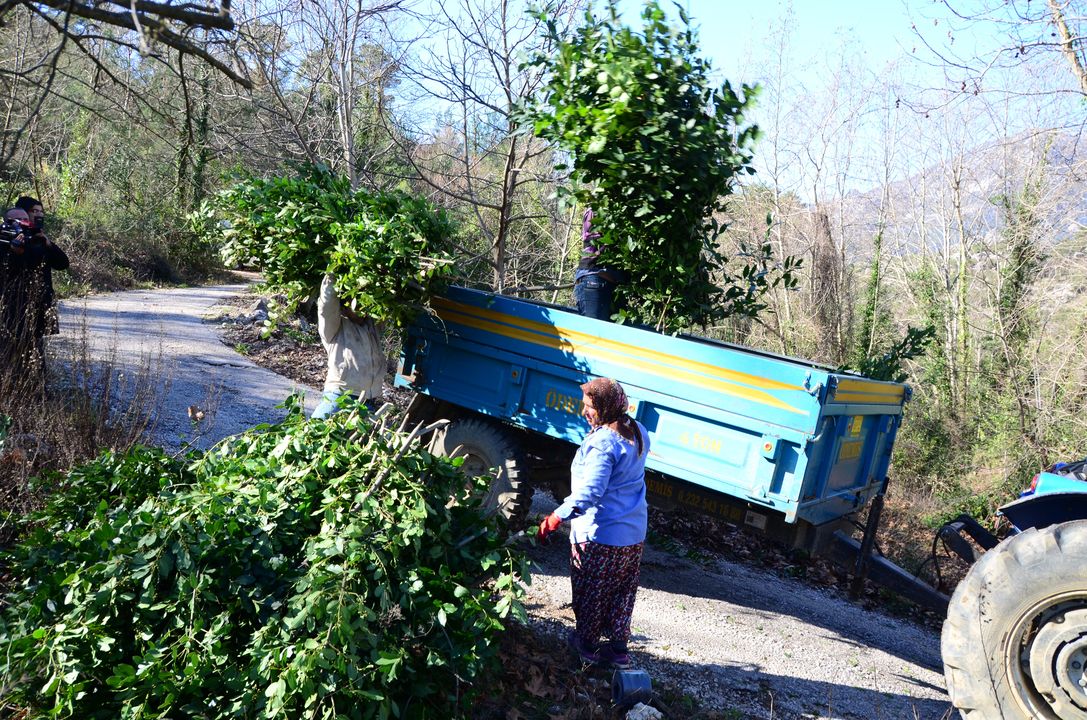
[936,514,999,564]
[824,477,951,613]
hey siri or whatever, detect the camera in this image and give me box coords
[0,218,28,248]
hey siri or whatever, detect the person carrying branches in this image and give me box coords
[312,274,385,419]
[210,167,457,418]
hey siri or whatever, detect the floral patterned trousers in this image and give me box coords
[570,540,644,647]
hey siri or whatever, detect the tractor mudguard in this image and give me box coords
[1000,491,1087,532]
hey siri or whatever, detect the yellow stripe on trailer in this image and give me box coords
[433,299,808,415]
[434,298,799,389]
[833,378,905,405]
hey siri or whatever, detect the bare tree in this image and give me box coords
[10,0,244,80]
[914,0,1087,100]
[226,0,410,187]
[743,9,801,355]
[733,15,883,364]
[0,1,247,172]
[809,207,843,361]
[289,0,406,188]
[396,0,586,292]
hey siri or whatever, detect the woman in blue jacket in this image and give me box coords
[538,377,649,668]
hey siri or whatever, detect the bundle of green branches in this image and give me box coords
[522,0,799,332]
[0,399,526,719]
[213,165,457,328]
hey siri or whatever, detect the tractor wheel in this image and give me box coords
[430,417,532,530]
[942,520,1087,719]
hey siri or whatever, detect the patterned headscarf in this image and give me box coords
[581,377,643,455]
[581,377,628,425]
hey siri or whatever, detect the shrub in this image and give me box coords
[921,473,1023,531]
[0,399,526,718]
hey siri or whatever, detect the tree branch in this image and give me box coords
[22,0,251,87]
[1048,0,1087,96]
[30,0,234,31]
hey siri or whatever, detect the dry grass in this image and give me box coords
[0,321,159,545]
[878,485,994,599]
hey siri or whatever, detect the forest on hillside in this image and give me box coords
[3,0,1087,529]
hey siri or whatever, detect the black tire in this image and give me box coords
[942,520,1087,719]
[430,417,532,529]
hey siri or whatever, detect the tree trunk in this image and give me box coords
[810,207,842,363]
[1048,0,1087,96]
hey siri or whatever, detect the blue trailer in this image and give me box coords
[395,287,941,597]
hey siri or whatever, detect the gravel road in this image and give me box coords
[55,282,954,720]
[525,491,952,719]
[56,281,318,451]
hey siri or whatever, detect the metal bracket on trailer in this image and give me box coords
[826,477,951,613]
[937,514,999,564]
[848,477,888,599]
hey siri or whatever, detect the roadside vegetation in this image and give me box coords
[0,333,157,545]
[1,401,528,718]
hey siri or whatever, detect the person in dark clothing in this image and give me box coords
[15,196,45,229]
[573,208,625,321]
[0,201,69,373]
[13,196,66,334]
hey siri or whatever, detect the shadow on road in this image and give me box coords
[641,655,952,720]
[522,611,951,720]
[524,525,944,676]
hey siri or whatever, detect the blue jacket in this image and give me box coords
[555,422,649,546]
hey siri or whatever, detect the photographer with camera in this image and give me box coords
[0,200,69,377]
[13,196,68,335]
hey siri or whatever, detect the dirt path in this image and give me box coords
[527,491,952,719]
[56,282,954,720]
[56,282,319,451]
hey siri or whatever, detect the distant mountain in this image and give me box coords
[822,129,1087,262]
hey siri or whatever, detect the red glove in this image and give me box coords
[537,512,563,543]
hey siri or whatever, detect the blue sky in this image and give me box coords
[616,0,919,84]
[607,1,1067,191]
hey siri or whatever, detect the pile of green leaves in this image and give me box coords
[0,399,526,718]
[522,1,798,331]
[214,165,457,328]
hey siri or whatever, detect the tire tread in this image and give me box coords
[432,417,533,529]
[941,521,1087,720]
